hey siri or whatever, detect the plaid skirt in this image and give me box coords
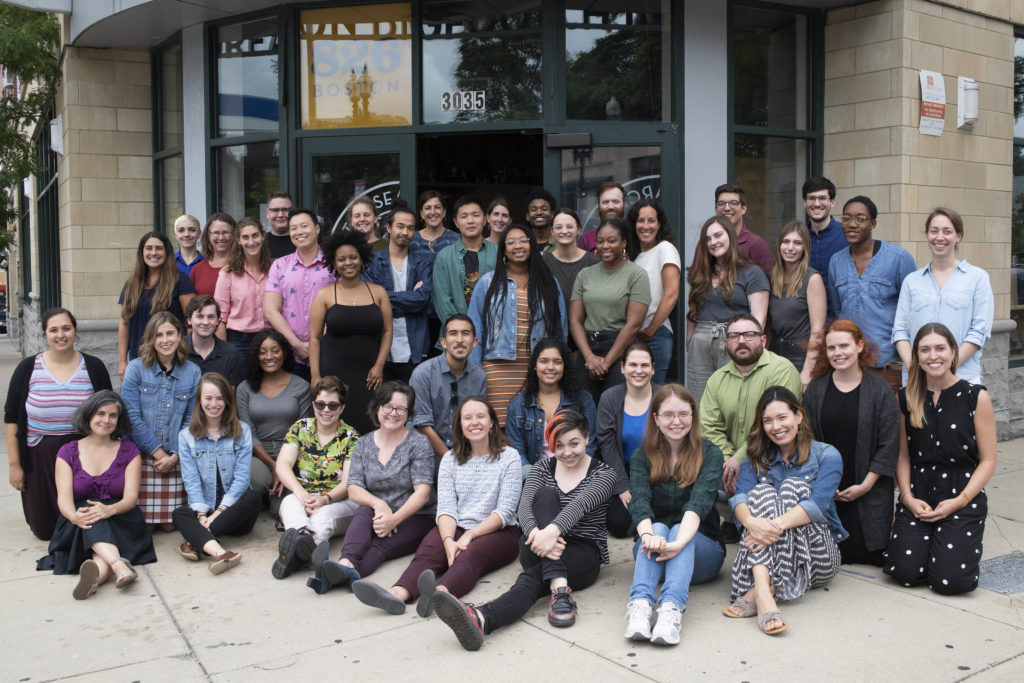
[139,453,184,525]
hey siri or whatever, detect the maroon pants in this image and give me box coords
[393,524,521,600]
[340,505,435,578]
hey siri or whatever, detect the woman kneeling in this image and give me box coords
[432,409,616,651]
[723,386,845,634]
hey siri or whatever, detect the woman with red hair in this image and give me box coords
[802,319,899,566]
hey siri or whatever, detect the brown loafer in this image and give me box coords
[178,542,200,562]
[209,551,242,575]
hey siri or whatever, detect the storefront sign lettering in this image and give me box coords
[332,180,402,234]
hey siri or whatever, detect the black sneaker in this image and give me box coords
[432,591,485,651]
[548,586,577,627]
[721,520,740,544]
[272,529,303,579]
[294,531,316,565]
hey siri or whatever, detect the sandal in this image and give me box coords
[73,559,100,600]
[757,609,787,635]
[722,598,758,618]
[114,558,138,589]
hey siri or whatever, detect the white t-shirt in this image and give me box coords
[633,240,681,332]
[390,258,411,363]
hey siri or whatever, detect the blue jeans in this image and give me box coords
[629,524,725,609]
[645,326,674,385]
[226,329,256,367]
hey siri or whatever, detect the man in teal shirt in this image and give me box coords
[699,314,802,541]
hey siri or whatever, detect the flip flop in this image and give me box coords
[73,559,100,600]
[114,558,138,589]
[758,609,787,635]
[722,598,757,618]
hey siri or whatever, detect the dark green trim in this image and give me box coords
[151,33,182,232]
[732,125,817,139]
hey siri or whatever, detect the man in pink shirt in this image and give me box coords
[712,183,772,276]
[264,208,334,381]
[578,181,625,252]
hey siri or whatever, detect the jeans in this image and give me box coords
[226,329,256,367]
[645,326,674,385]
[629,525,725,609]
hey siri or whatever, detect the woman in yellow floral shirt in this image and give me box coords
[272,376,359,579]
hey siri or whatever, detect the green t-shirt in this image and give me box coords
[571,260,652,331]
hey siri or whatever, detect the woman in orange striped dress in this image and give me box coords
[467,225,566,427]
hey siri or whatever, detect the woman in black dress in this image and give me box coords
[883,323,997,594]
[309,230,393,434]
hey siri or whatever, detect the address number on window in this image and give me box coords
[441,90,485,112]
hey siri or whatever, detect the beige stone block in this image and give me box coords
[979,83,1013,114]
[985,216,1011,243]
[65,57,116,85]
[77,131,150,156]
[81,178,152,203]
[909,40,942,71]
[826,71,892,106]
[1013,0,1024,23]
[961,189,1011,217]
[988,270,1009,298]
[855,156,903,185]
[63,81,79,107]
[66,248,124,273]
[76,47,149,64]
[896,66,923,98]
[916,185,965,213]
[66,104,118,132]
[963,135,1011,164]
[825,11,893,51]
[943,48,987,81]
[67,154,118,179]
[69,295,123,320]
[826,48,857,80]
[986,57,1013,87]
[856,39,903,73]
[121,247,143,271]
[118,202,153,225]
[827,6,858,24]
[69,201,119,226]
[66,178,81,203]
[942,159,991,189]
[77,82,150,109]
[963,242,1009,269]
[114,62,151,87]
[824,129,892,162]
[993,292,1008,318]
[910,157,942,186]
[82,225,144,250]
[59,224,81,251]
[893,184,918,215]
[118,156,152,180]
[964,26,1013,60]
[117,108,152,133]
[855,98,902,128]
[918,14,966,51]
[72,270,130,296]
[910,0,944,18]
[825,104,856,133]
[823,159,855,188]
[895,9,919,41]
[985,164,1012,192]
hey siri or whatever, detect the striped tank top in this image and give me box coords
[25,354,94,446]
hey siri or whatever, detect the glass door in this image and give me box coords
[300,134,415,236]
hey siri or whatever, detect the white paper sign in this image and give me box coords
[918,70,946,136]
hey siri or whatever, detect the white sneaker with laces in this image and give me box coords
[650,602,683,645]
[624,599,653,640]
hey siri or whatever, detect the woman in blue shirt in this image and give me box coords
[172,372,258,575]
[892,207,993,384]
[724,386,845,635]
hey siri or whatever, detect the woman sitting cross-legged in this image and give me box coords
[310,381,435,593]
[723,386,845,635]
[172,372,260,575]
[351,396,522,616]
[271,376,360,580]
[40,391,156,600]
[623,384,725,645]
[431,409,616,651]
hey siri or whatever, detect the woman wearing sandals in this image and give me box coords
[623,384,725,645]
[351,396,521,617]
[41,391,155,600]
[173,373,260,575]
[723,386,844,635]
[432,409,616,651]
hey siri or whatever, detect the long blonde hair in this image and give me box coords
[189,372,243,439]
[770,221,811,299]
[643,384,703,488]
[905,323,960,429]
[687,216,749,322]
[121,232,181,320]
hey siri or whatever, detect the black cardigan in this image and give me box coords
[802,370,899,551]
[4,352,112,473]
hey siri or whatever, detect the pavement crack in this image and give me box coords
[143,564,212,682]
[957,648,1024,681]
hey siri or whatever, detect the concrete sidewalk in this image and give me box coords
[2,336,1023,682]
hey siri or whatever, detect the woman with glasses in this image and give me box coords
[468,225,566,427]
[189,213,238,297]
[311,381,435,592]
[272,376,360,580]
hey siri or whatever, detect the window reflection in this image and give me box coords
[565,2,670,122]
[312,153,401,234]
[216,19,279,137]
[421,1,542,124]
[218,141,280,220]
[161,155,184,233]
[161,43,182,150]
[733,134,809,248]
[560,146,661,231]
[733,7,808,130]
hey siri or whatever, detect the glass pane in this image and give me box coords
[313,153,401,235]
[299,5,413,130]
[216,18,280,137]
[161,42,183,151]
[217,141,281,220]
[559,145,661,231]
[422,1,542,124]
[733,7,808,130]
[1014,36,1023,139]
[565,2,670,122]
[1012,142,1024,358]
[161,154,184,233]
[733,134,809,248]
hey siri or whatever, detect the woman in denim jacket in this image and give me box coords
[468,225,566,427]
[724,386,845,635]
[173,373,258,575]
[505,338,595,478]
[121,312,201,531]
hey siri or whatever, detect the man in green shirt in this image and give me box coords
[699,314,801,540]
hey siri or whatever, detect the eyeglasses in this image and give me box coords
[381,404,408,416]
[313,401,341,412]
[715,200,742,208]
[725,331,761,341]
[209,231,232,238]
[268,207,291,213]
[804,193,831,203]
[840,214,871,226]
[655,412,692,422]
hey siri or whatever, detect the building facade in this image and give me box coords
[5,0,1024,436]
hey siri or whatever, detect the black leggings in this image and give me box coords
[605,494,633,538]
[478,487,601,634]
[172,489,261,552]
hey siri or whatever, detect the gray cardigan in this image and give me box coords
[802,371,899,551]
[595,383,658,494]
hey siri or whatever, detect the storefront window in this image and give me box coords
[216,18,280,137]
[300,4,412,129]
[217,141,281,220]
[733,134,810,247]
[160,155,184,234]
[733,6,809,130]
[1010,32,1024,360]
[421,1,542,124]
[312,153,401,234]
[161,42,183,151]
[560,145,661,231]
[565,2,670,122]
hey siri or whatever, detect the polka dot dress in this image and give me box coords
[883,380,987,595]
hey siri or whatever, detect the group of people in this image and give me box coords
[3,175,996,649]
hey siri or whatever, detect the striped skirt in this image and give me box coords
[482,357,530,428]
[730,479,840,602]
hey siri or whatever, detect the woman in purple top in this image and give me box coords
[40,391,156,600]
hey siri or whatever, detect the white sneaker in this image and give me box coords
[624,599,653,640]
[650,602,683,645]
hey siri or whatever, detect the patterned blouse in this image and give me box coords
[25,355,94,446]
[284,417,359,494]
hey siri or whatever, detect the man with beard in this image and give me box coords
[409,314,487,461]
[699,314,801,541]
[525,186,558,254]
[365,203,433,384]
[578,182,626,253]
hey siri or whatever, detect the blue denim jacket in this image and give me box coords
[467,271,567,365]
[729,440,848,543]
[504,390,597,467]
[364,248,434,362]
[122,359,201,457]
[178,423,253,512]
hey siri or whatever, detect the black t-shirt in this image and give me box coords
[821,376,861,489]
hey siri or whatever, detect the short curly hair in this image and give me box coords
[71,390,131,440]
[321,229,373,277]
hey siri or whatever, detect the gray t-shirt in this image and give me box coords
[347,428,435,515]
[236,374,313,447]
[695,265,769,323]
